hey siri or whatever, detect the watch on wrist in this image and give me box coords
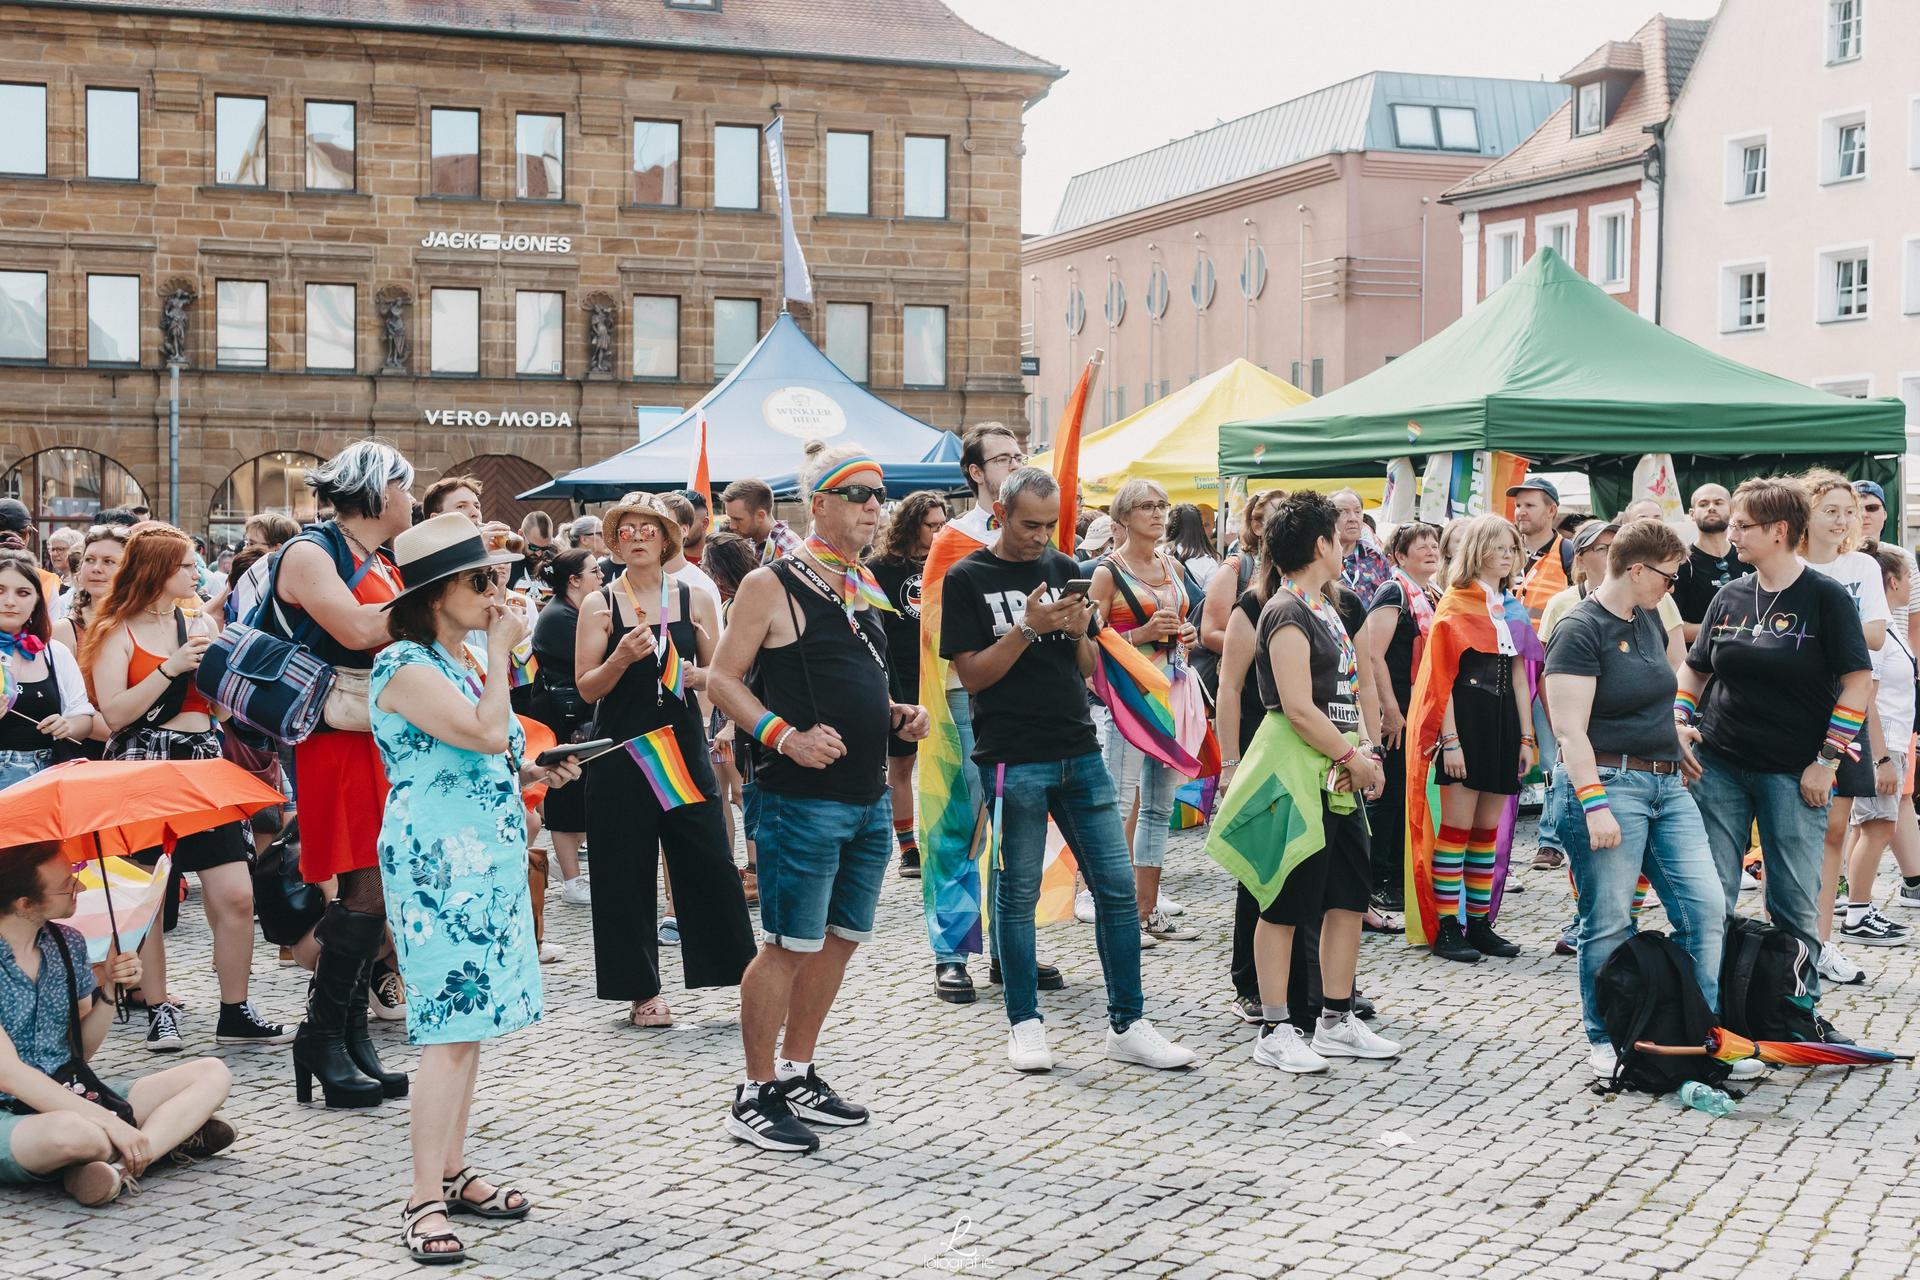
[1818,742,1843,762]
[1018,623,1041,645]
[1877,755,1894,766]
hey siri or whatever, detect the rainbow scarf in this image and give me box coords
[1403,582,1547,946]
[802,535,897,623]
[1090,627,1220,778]
[625,725,704,810]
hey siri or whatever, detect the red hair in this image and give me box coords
[78,524,194,700]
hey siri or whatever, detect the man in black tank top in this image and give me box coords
[709,450,929,1154]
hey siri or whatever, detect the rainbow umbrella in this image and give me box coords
[1637,1027,1912,1068]
[71,854,172,965]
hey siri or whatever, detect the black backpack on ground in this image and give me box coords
[1593,931,1732,1095]
[1719,915,1822,1043]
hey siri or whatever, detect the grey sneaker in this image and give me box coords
[1895,882,1920,910]
[1142,909,1199,941]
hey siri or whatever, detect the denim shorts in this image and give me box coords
[755,789,893,953]
[0,1109,57,1185]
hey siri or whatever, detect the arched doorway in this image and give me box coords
[441,454,571,532]
[1,447,147,545]
[208,452,323,548]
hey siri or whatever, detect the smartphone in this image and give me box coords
[536,739,615,767]
[1061,578,1093,599]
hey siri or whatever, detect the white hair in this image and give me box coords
[999,466,1059,513]
[799,440,875,502]
[1108,477,1168,523]
[307,440,414,518]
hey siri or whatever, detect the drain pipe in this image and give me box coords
[1643,121,1668,325]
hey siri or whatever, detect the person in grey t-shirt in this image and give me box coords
[1543,520,1739,1085]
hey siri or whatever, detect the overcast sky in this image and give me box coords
[943,0,1724,235]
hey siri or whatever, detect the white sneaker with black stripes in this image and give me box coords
[725,1081,819,1153]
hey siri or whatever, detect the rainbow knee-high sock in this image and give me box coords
[1463,828,1499,919]
[1433,824,1469,916]
[893,817,919,858]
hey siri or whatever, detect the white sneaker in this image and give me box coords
[1726,1057,1767,1081]
[1311,1012,1402,1060]
[1137,929,1160,949]
[1817,942,1864,986]
[560,876,592,906]
[1739,870,1761,892]
[1106,1018,1196,1069]
[1008,1018,1053,1072]
[1157,893,1185,917]
[1142,909,1199,941]
[1504,870,1525,893]
[1073,889,1096,924]
[1587,1042,1618,1079]
[538,940,565,964]
[1253,1023,1328,1074]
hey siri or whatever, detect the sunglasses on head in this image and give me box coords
[817,484,887,505]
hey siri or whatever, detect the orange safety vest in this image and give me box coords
[1517,534,1569,620]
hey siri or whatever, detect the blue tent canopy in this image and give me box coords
[523,312,965,501]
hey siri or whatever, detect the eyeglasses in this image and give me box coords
[1728,519,1779,535]
[980,452,1028,468]
[1636,563,1679,590]
[817,484,887,505]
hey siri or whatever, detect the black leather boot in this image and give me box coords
[293,905,384,1109]
[346,959,409,1099]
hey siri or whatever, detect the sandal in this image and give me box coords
[444,1166,532,1219]
[629,997,672,1028]
[401,1200,466,1265]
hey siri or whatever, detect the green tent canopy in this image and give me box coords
[1219,248,1907,508]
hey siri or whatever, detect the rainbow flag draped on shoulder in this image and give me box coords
[1089,629,1221,779]
[1403,582,1548,946]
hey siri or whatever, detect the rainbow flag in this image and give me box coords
[1090,629,1219,778]
[0,660,15,717]
[1169,775,1218,831]
[1049,353,1100,552]
[656,632,685,701]
[625,725,704,810]
[916,517,993,958]
[1416,450,1531,523]
[508,645,539,690]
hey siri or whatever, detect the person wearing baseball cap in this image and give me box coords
[0,499,59,602]
[1506,477,1572,622]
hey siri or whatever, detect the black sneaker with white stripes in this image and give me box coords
[780,1067,868,1127]
[725,1082,819,1153]
[145,1001,184,1053]
[214,999,296,1045]
[1840,906,1911,947]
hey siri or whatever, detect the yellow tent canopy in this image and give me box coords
[1033,358,1385,509]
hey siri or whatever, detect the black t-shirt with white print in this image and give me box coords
[940,546,1099,766]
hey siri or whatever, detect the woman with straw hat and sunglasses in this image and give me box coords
[368,511,583,1265]
[575,495,753,1030]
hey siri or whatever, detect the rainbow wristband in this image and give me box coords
[752,712,793,749]
[1576,783,1610,814]
[1673,690,1699,724]
[1825,704,1866,753]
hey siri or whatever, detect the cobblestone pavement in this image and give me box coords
[12,820,1920,1280]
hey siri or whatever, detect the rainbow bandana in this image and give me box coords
[803,536,897,622]
[814,455,883,493]
[625,725,704,810]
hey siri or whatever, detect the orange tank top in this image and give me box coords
[128,636,212,716]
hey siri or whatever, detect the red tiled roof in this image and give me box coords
[19,0,1062,78]
[1443,13,1709,202]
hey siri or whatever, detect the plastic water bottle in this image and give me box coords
[1677,1080,1736,1117]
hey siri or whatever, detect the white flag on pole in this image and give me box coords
[764,116,813,308]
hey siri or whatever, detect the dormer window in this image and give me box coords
[1389,104,1480,151]
[1574,83,1605,136]
[666,0,717,8]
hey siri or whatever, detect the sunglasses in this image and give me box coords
[615,523,662,542]
[817,484,887,505]
[462,568,499,594]
[1635,563,1679,590]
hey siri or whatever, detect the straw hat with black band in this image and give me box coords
[382,511,523,609]
[601,494,683,565]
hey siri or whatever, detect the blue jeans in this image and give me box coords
[1101,725,1176,868]
[933,687,997,966]
[1552,764,1726,1043]
[755,790,894,953]
[1688,743,1829,1001]
[0,749,51,790]
[983,750,1142,1031]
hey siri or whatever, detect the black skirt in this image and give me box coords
[1448,650,1522,796]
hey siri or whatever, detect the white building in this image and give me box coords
[1661,0,1919,519]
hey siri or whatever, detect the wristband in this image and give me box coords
[751,712,792,750]
[1673,690,1699,725]
[773,726,798,757]
[1520,735,1538,748]
[1815,754,1841,771]
[1825,704,1866,755]
[1219,757,1240,768]
[1576,783,1610,815]
[1332,745,1357,767]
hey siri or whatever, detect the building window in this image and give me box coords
[713,298,759,377]
[1905,237,1920,315]
[1724,136,1768,201]
[1827,0,1863,63]
[216,280,268,368]
[210,452,321,546]
[86,88,139,181]
[1837,120,1867,180]
[1820,250,1870,321]
[1387,104,1480,152]
[1536,213,1576,262]
[1,449,146,542]
[515,113,563,200]
[824,302,870,383]
[305,283,354,371]
[1721,265,1768,332]
[1575,83,1605,136]
[904,135,948,217]
[215,95,268,186]
[431,108,480,197]
[515,291,564,377]
[1485,222,1523,292]
[1436,108,1479,150]
[87,274,140,365]
[903,305,947,387]
[1589,204,1631,290]
[0,84,46,176]
[631,120,680,204]
[1390,104,1436,148]
[304,101,355,191]
[1814,376,1871,399]
[825,131,870,216]
[631,295,679,379]
[431,288,480,374]
[713,124,760,210]
[0,271,48,362]
[1911,96,1920,170]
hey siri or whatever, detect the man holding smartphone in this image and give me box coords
[941,467,1196,1074]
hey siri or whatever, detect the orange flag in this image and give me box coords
[687,408,711,508]
[1049,349,1103,552]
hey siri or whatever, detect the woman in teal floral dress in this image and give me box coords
[369,513,583,1267]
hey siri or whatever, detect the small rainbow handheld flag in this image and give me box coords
[625,725,704,810]
[0,660,16,717]
[508,644,539,691]
[655,633,685,701]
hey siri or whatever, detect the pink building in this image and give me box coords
[1018,73,1564,445]
[1443,14,1710,321]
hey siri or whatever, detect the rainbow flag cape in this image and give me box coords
[915,516,994,958]
[1089,629,1220,778]
[1403,583,1546,946]
[625,725,704,810]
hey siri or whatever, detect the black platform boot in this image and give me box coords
[346,957,409,1099]
[292,904,384,1109]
